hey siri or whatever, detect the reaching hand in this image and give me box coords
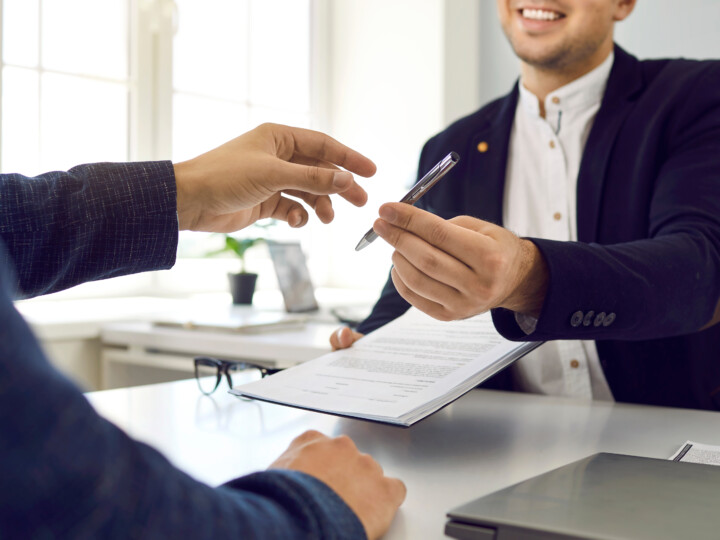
[174,123,376,232]
[373,202,549,320]
[329,326,365,350]
[270,430,406,540]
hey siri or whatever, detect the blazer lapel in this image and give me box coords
[464,86,519,226]
[577,45,644,242]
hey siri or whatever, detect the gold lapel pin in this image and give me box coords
[477,141,489,153]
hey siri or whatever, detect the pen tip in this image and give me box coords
[355,238,369,251]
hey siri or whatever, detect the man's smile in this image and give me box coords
[520,7,565,21]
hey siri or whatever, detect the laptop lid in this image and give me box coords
[267,240,319,313]
[446,452,720,540]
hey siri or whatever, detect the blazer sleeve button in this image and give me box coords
[593,312,606,327]
[582,310,595,326]
[602,312,616,326]
[570,311,584,327]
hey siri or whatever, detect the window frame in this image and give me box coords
[0,0,327,300]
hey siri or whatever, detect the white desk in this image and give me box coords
[86,378,720,539]
[100,317,340,388]
[97,292,367,388]
[19,289,371,389]
[101,319,338,367]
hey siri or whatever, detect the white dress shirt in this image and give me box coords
[502,53,615,401]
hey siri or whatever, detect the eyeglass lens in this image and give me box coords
[195,357,222,395]
[195,357,277,395]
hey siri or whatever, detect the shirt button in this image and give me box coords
[551,96,560,105]
[570,359,580,369]
[553,212,562,221]
[582,311,595,326]
[602,312,616,327]
[570,311,584,327]
[549,140,556,149]
[593,312,606,327]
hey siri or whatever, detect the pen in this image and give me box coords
[355,151,460,251]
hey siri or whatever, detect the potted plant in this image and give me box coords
[204,221,277,304]
[207,234,264,305]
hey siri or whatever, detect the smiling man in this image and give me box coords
[332,0,720,411]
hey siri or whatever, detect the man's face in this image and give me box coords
[496,0,635,72]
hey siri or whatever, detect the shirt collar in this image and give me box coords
[518,52,614,122]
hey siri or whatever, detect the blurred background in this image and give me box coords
[3,0,719,388]
[3,0,719,300]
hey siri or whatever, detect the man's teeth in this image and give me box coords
[522,8,561,21]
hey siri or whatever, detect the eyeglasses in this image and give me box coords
[193,356,281,395]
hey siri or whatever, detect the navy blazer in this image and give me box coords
[0,163,364,538]
[358,46,720,411]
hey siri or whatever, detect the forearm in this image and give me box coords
[498,239,549,318]
[3,398,364,539]
[0,162,178,298]
[0,276,364,539]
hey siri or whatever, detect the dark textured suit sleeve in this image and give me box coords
[493,62,720,342]
[0,165,366,538]
[0,162,179,297]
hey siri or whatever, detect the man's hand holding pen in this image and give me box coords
[372,204,550,321]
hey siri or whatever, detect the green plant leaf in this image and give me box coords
[202,229,271,274]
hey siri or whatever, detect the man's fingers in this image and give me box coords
[338,327,356,348]
[289,429,327,449]
[377,203,491,259]
[329,328,342,350]
[274,160,369,207]
[341,329,358,348]
[387,477,407,506]
[284,190,334,224]
[390,268,454,321]
[374,218,474,286]
[264,195,310,228]
[272,124,377,178]
[290,154,341,171]
[391,251,464,306]
[448,214,492,233]
[330,327,364,350]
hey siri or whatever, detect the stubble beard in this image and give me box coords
[510,32,608,74]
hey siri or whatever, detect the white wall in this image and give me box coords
[615,0,720,60]
[476,0,720,104]
[477,1,517,105]
[314,0,482,291]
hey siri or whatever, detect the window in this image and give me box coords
[3,1,464,301]
[1,0,317,298]
[1,0,130,175]
[171,0,312,163]
[1,0,313,171]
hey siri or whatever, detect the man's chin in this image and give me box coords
[514,46,569,70]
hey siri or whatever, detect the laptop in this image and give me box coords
[266,241,319,313]
[445,452,720,540]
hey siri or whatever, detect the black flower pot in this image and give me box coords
[228,272,258,305]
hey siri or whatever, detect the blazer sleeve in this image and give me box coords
[0,243,365,539]
[493,64,720,342]
[0,161,179,298]
[356,269,410,335]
